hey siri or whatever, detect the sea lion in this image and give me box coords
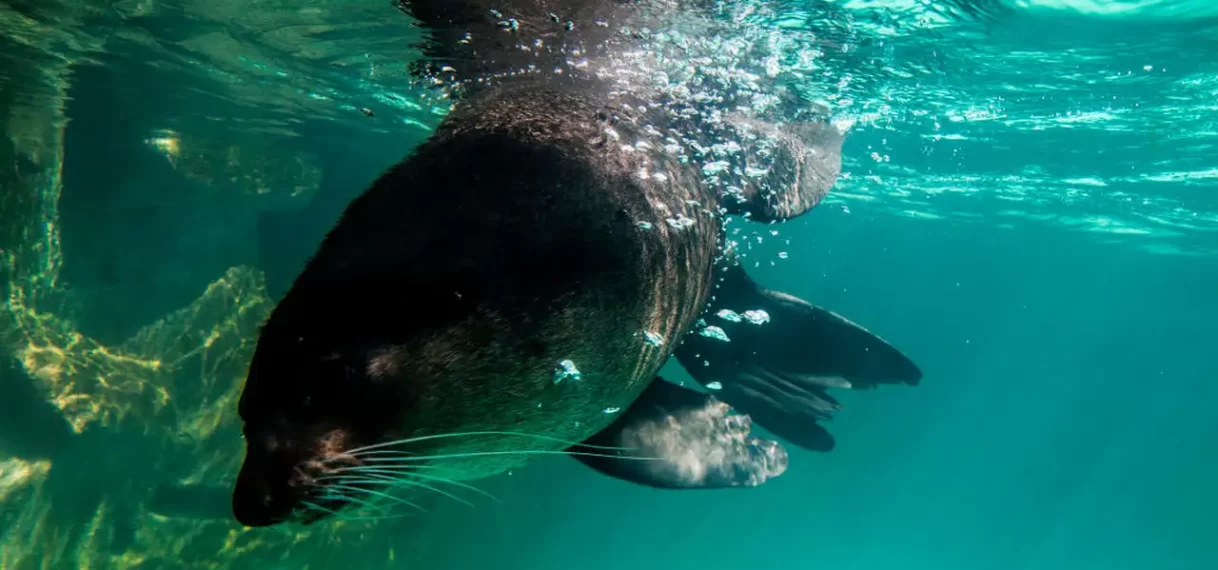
[232,0,922,527]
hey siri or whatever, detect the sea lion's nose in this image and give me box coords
[233,474,283,527]
[232,449,295,527]
[232,482,278,527]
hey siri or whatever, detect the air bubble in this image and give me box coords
[698,326,731,342]
[642,331,665,347]
[716,309,743,323]
[553,359,581,384]
[741,310,770,325]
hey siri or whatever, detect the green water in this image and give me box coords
[2,1,1216,569]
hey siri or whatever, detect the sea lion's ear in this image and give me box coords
[569,378,788,490]
[673,262,922,453]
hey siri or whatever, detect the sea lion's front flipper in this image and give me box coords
[674,263,921,452]
[571,378,788,489]
[723,117,847,222]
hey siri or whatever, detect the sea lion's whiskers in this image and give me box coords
[301,501,337,515]
[326,483,429,513]
[336,466,501,504]
[353,448,660,463]
[332,450,435,459]
[341,430,638,456]
[336,512,413,523]
[318,489,386,514]
[310,493,404,523]
[395,468,502,504]
[326,474,477,508]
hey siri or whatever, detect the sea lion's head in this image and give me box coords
[230,327,411,527]
[229,263,631,527]
[231,90,657,527]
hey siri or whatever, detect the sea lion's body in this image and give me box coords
[233,0,922,528]
[240,78,716,481]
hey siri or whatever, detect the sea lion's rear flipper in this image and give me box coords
[571,378,788,489]
[674,263,921,452]
[722,117,847,222]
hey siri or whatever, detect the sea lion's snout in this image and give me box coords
[232,433,303,527]
[232,424,366,527]
[232,464,287,527]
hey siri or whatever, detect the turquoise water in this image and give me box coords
[2,1,1216,569]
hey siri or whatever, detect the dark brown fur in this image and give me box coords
[233,77,722,525]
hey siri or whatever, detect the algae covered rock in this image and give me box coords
[0,4,434,569]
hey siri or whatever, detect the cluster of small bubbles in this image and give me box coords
[545,13,575,31]
[710,141,743,155]
[715,308,770,326]
[553,359,581,384]
[723,185,747,204]
[698,325,731,342]
[665,214,696,230]
[702,160,731,176]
